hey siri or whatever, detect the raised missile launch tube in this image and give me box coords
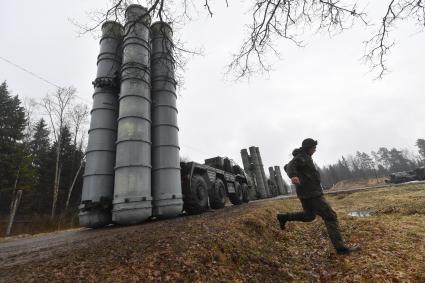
[268,167,277,187]
[255,147,270,197]
[249,146,267,198]
[79,21,123,228]
[280,166,288,194]
[268,166,278,196]
[274,166,287,194]
[112,5,152,224]
[150,22,183,218]
[241,149,257,200]
[240,149,251,174]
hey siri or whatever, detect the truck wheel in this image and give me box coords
[184,174,209,214]
[210,179,226,209]
[242,183,250,203]
[229,181,243,205]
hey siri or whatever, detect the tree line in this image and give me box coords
[0,81,88,226]
[2,79,425,230]
[319,142,425,188]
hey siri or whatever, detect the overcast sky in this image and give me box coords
[1,1,424,173]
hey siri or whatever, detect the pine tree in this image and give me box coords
[416,139,425,162]
[388,148,413,172]
[337,157,352,180]
[0,82,27,213]
[26,119,54,214]
[48,125,84,215]
[376,147,391,170]
[31,119,50,163]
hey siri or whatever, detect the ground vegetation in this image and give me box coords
[0,184,424,282]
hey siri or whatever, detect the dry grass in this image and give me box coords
[330,177,387,190]
[333,184,425,215]
[1,184,425,282]
[0,211,79,238]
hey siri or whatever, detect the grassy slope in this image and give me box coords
[1,184,425,282]
[0,212,80,238]
[330,177,387,190]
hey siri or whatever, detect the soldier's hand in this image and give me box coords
[291,177,300,185]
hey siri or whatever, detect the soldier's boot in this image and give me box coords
[336,245,361,255]
[324,220,360,254]
[276,213,288,230]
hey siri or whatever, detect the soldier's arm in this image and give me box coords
[286,156,306,178]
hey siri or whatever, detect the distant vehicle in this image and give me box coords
[180,157,252,214]
[388,171,417,184]
[386,167,425,184]
[414,166,425,180]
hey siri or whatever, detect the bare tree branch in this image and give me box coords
[69,103,89,148]
[204,0,214,17]
[364,0,424,78]
[72,0,424,81]
[227,0,368,79]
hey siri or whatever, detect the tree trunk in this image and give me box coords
[65,159,84,209]
[6,190,23,236]
[9,167,20,211]
[51,134,61,219]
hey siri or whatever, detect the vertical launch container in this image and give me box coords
[79,21,123,228]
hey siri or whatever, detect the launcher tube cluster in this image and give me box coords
[242,146,267,198]
[241,147,288,199]
[80,5,182,228]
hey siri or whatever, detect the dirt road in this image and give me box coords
[1,226,112,268]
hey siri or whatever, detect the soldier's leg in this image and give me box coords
[310,196,345,250]
[285,199,316,222]
[277,199,316,229]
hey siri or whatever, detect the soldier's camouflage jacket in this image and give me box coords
[285,148,323,199]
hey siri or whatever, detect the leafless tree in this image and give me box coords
[64,103,89,210]
[22,98,38,143]
[228,0,367,79]
[74,0,424,79]
[363,0,425,78]
[65,154,85,210]
[41,87,75,219]
[6,190,22,236]
[70,103,89,149]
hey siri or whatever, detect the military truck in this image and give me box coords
[387,167,425,184]
[388,171,417,184]
[180,156,251,214]
[414,166,425,180]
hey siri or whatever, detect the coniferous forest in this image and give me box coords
[0,82,87,235]
[319,144,425,188]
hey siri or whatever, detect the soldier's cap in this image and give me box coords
[301,138,318,148]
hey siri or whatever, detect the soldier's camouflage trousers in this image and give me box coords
[285,196,345,250]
